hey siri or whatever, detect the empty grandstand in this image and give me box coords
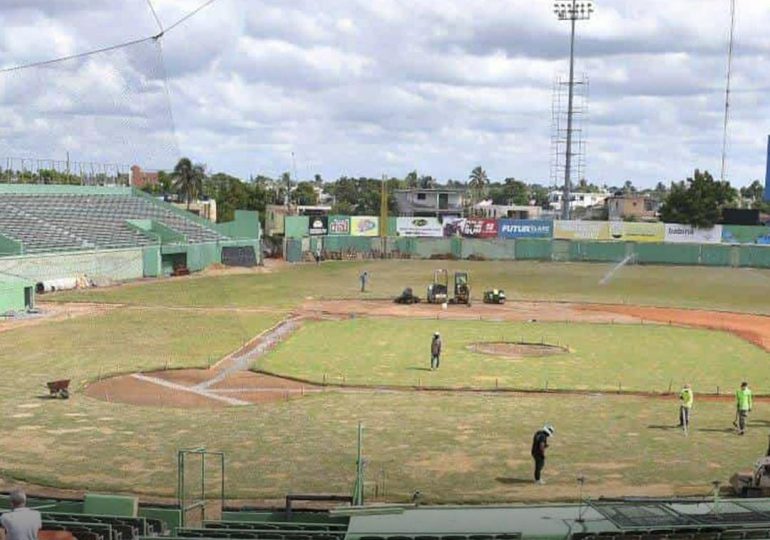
[0,185,260,287]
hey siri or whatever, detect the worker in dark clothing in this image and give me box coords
[531,424,554,484]
[359,271,369,292]
[430,332,442,370]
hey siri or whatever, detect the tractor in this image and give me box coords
[483,289,506,304]
[426,269,449,304]
[450,271,471,306]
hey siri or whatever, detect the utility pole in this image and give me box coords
[554,1,594,220]
[720,0,737,183]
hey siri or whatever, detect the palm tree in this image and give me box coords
[468,166,489,203]
[172,158,204,210]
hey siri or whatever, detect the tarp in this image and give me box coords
[328,215,350,235]
[443,218,498,238]
[498,219,553,239]
[607,222,665,243]
[350,216,379,236]
[308,216,328,236]
[553,221,610,241]
[664,223,722,244]
[396,217,443,237]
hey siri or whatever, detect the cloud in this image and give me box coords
[0,0,768,187]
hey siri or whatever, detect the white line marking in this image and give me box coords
[131,373,249,405]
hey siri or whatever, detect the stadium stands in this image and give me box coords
[0,192,226,254]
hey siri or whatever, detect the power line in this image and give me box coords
[0,0,220,74]
[145,0,165,35]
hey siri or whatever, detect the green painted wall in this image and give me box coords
[0,233,22,256]
[285,216,310,239]
[142,247,162,277]
[0,249,144,282]
[215,210,261,240]
[0,277,34,313]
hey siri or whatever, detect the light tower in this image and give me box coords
[554,1,594,220]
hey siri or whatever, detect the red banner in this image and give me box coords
[443,218,499,238]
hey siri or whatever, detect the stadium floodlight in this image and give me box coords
[553,0,594,220]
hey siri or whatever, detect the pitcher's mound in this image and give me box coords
[468,341,569,359]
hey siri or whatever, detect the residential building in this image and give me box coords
[393,188,466,217]
[548,190,610,212]
[171,199,217,222]
[472,200,544,219]
[607,194,660,221]
[265,204,332,236]
[129,165,159,189]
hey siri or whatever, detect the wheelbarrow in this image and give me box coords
[46,380,70,399]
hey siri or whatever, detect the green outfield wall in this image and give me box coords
[285,236,770,269]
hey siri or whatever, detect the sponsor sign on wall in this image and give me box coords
[664,224,723,244]
[328,216,350,235]
[498,219,553,239]
[721,225,770,245]
[553,221,610,241]
[443,218,498,238]
[350,216,379,237]
[607,222,665,243]
[396,217,443,237]
[308,216,328,236]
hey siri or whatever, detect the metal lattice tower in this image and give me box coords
[550,74,589,203]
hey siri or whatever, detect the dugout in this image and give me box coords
[0,275,35,313]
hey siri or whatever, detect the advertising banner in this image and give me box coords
[553,221,610,241]
[396,217,443,237]
[308,216,328,236]
[350,216,379,237]
[606,222,665,243]
[664,223,723,244]
[721,225,770,245]
[443,218,498,238]
[498,219,553,239]
[328,216,350,235]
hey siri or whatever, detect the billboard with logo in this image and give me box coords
[443,218,498,238]
[664,223,722,244]
[308,216,328,236]
[498,219,553,239]
[553,221,610,241]
[350,216,379,237]
[396,217,443,237]
[606,222,665,243]
[328,216,350,235]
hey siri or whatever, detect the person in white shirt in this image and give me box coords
[1,490,41,540]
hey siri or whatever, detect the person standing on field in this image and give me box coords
[359,271,369,292]
[678,383,693,431]
[735,381,753,435]
[430,332,442,370]
[531,424,554,485]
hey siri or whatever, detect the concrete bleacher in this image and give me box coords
[0,192,226,254]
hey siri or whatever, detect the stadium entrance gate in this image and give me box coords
[177,447,225,527]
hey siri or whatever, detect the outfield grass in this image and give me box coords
[260,319,769,393]
[51,260,770,314]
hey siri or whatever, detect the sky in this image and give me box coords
[0,0,768,188]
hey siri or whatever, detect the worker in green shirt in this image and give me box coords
[735,381,753,435]
[678,384,693,432]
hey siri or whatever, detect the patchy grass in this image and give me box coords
[51,260,770,314]
[259,318,769,393]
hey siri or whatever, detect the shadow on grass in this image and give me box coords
[647,424,679,430]
[407,367,434,372]
[496,477,533,485]
[695,427,735,433]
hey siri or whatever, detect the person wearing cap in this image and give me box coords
[678,383,693,431]
[531,424,554,485]
[735,381,753,435]
[430,332,442,370]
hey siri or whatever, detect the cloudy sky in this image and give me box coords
[0,0,768,188]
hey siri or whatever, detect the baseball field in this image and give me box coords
[2,260,770,504]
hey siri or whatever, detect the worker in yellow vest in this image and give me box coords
[678,384,693,432]
[735,382,753,435]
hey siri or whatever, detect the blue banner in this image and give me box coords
[498,219,553,239]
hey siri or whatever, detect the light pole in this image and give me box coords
[554,1,593,220]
